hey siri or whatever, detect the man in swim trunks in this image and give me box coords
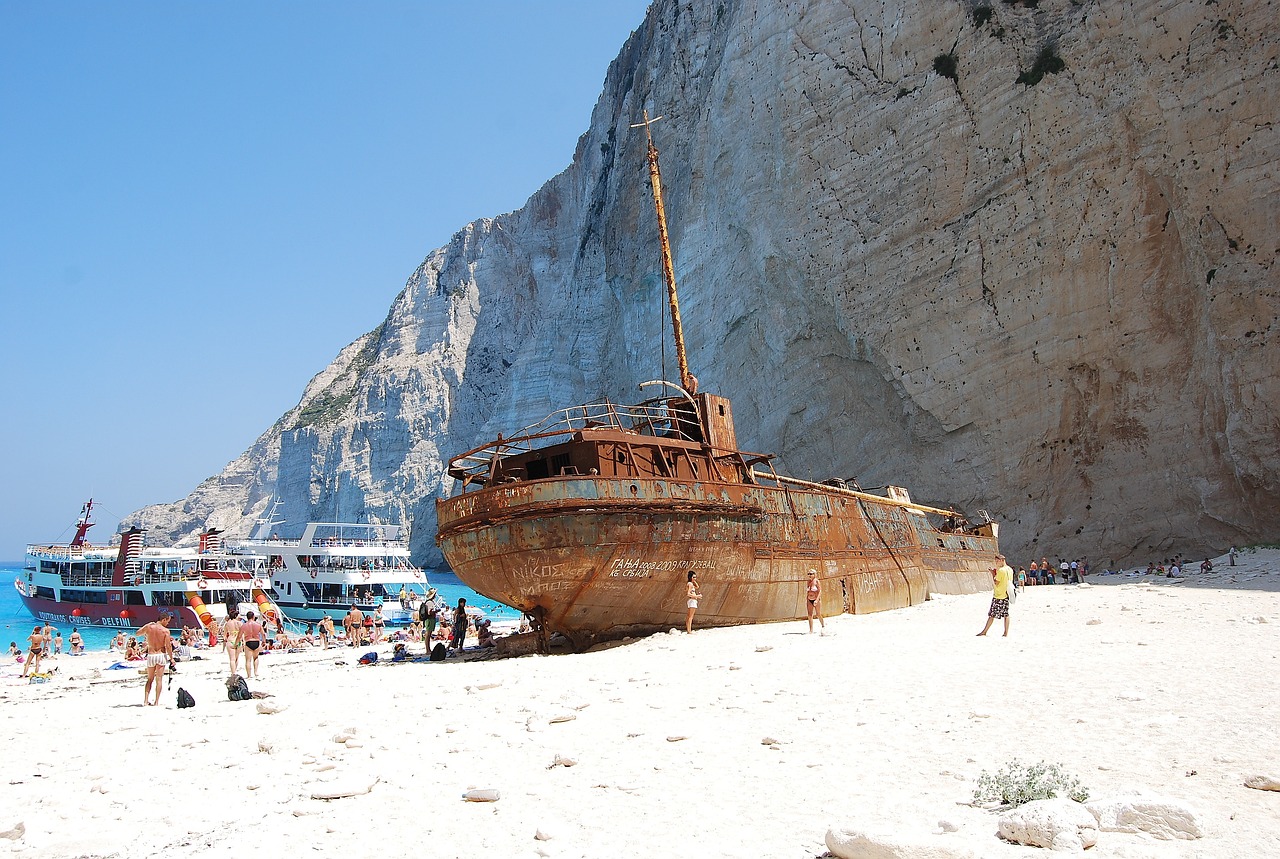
[140,614,174,706]
[418,589,439,653]
[240,611,264,679]
[976,554,1014,638]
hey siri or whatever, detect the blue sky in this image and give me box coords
[0,1,652,559]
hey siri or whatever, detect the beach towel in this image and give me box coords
[358,651,378,665]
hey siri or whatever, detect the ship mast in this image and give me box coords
[70,498,94,548]
[632,111,696,395]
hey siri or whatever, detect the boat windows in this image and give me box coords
[60,589,108,604]
[526,459,549,480]
[551,453,572,475]
[125,591,147,606]
[34,586,56,599]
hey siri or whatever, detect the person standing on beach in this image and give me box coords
[346,605,365,646]
[976,554,1014,638]
[69,628,83,655]
[19,625,43,678]
[139,615,173,706]
[224,612,243,676]
[418,588,439,651]
[805,570,825,634]
[685,571,702,634]
[240,611,264,679]
[449,598,469,654]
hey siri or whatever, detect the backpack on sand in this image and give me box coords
[226,674,251,701]
[430,642,447,662]
[176,687,195,708]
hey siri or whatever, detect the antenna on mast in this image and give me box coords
[630,110,696,395]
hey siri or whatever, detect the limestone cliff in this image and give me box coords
[134,0,1279,567]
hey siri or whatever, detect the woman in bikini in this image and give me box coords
[805,569,825,634]
[685,571,702,634]
[224,613,243,675]
[19,626,43,677]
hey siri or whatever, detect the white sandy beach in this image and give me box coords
[2,550,1278,858]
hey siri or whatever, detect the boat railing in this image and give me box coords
[447,398,684,483]
[25,543,115,560]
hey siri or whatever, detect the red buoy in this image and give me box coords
[71,608,82,617]
[119,610,130,619]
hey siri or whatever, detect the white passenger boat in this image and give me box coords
[235,506,430,626]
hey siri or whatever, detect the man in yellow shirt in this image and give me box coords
[976,554,1014,637]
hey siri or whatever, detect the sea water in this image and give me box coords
[0,561,519,653]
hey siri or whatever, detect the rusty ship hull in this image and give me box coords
[435,401,1000,647]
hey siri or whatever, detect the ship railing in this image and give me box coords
[748,469,965,519]
[447,398,686,484]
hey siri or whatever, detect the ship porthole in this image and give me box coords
[630,484,639,495]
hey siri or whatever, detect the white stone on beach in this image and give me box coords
[1085,795,1203,839]
[1086,618,1102,625]
[998,799,1099,850]
[256,700,285,714]
[549,753,578,768]
[547,713,577,724]
[754,644,773,652]
[534,828,554,841]
[257,740,274,754]
[0,821,24,841]
[1244,774,1280,791]
[462,789,500,802]
[826,827,979,858]
[311,776,380,800]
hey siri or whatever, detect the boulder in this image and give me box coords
[1085,795,1203,839]
[998,799,1099,851]
[825,827,979,859]
[1244,774,1280,791]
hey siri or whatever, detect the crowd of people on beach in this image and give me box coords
[134,588,516,679]
[7,588,519,683]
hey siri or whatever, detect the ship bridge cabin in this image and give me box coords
[446,392,774,491]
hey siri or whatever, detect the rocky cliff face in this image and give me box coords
[134,0,1279,567]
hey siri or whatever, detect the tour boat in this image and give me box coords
[233,503,431,626]
[17,500,273,631]
[434,115,1002,650]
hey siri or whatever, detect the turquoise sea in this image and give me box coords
[0,561,519,653]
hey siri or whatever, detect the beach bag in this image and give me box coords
[430,642,447,662]
[227,675,251,701]
[358,651,378,665]
[176,687,195,709]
